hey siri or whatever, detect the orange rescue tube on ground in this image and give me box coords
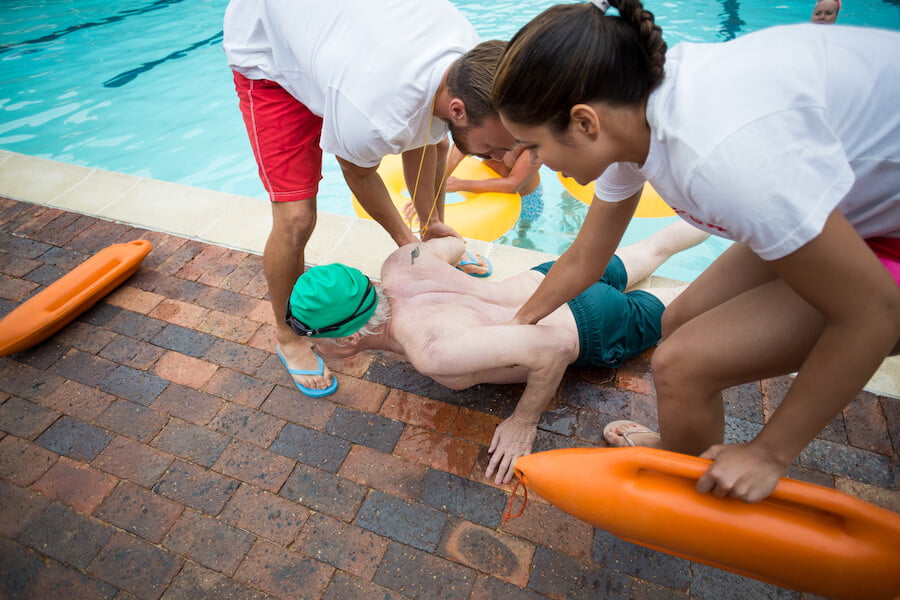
[0,240,152,356]
[513,447,900,600]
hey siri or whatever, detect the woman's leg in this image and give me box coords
[652,248,825,454]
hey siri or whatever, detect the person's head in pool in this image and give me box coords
[285,264,389,351]
[444,40,517,161]
[810,0,840,23]
[490,0,666,184]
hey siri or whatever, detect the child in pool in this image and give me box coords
[811,0,840,24]
[491,0,900,503]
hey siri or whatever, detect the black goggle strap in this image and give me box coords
[285,280,376,337]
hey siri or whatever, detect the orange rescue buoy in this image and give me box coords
[513,447,900,600]
[0,240,152,356]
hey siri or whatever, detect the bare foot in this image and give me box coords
[603,420,661,448]
[275,340,334,393]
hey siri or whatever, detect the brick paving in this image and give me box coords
[1,197,898,600]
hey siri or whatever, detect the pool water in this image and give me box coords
[2,0,899,281]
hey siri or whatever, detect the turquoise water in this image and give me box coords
[2,0,899,280]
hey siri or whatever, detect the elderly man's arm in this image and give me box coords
[403,321,576,485]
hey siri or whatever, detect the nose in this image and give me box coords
[488,149,507,161]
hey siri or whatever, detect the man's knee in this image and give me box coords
[271,201,317,247]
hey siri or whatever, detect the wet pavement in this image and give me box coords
[0,197,897,600]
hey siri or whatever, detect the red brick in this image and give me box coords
[23,560,118,599]
[153,459,239,514]
[93,436,173,487]
[37,379,116,421]
[843,392,893,455]
[53,321,117,354]
[500,494,594,561]
[0,480,50,538]
[394,425,480,478]
[294,512,389,579]
[0,396,59,439]
[152,351,218,389]
[94,480,183,543]
[328,376,388,413]
[246,299,274,326]
[196,309,261,343]
[202,368,275,409]
[261,385,336,428]
[220,483,309,545]
[451,407,501,446]
[614,349,655,395]
[87,530,182,599]
[338,445,426,501]
[32,456,117,513]
[380,389,458,432]
[439,520,534,587]
[212,439,294,492]
[106,285,165,314]
[176,244,229,282]
[234,539,334,600]
[247,321,277,352]
[0,272,38,301]
[148,298,209,328]
[163,508,255,575]
[97,336,165,370]
[329,350,375,379]
[835,478,900,514]
[0,361,66,402]
[0,435,58,486]
[209,403,284,447]
[151,383,223,425]
[239,269,269,300]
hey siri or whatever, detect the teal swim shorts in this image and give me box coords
[531,256,665,368]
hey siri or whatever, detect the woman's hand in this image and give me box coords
[696,442,789,503]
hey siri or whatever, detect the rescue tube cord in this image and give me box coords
[409,92,450,239]
[502,475,528,523]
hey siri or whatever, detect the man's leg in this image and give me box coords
[232,71,332,391]
[266,200,335,390]
[615,219,710,288]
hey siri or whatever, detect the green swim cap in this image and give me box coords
[286,264,377,338]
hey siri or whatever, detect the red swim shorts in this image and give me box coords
[233,71,324,202]
[866,236,900,287]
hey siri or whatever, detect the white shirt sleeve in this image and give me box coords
[686,107,854,260]
[593,162,646,202]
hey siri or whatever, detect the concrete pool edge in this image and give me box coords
[2,149,898,398]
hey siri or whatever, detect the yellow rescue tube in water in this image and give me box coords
[557,173,675,218]
[352,154,521,242]
[513,447,900,600]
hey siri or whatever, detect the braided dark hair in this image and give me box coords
[493,0,666,132]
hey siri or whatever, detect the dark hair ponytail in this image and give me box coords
[493,0,666,132]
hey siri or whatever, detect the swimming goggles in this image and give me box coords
[284,279,376,337]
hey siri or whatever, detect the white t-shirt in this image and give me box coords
[223,0,479,168]
[595,24,900,260]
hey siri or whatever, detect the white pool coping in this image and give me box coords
[2,149,897,398]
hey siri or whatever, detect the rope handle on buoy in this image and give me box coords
[502,474,528,524]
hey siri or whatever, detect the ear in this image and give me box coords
[569,104,601,140]
[448,97,468,125]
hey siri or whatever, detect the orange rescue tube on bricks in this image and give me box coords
[0,240,152,356]
[512,447,900,600]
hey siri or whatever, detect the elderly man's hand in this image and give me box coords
[486,414,538,485]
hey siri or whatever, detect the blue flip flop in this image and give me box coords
[456,250,492,278]
[276,346,338,398]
